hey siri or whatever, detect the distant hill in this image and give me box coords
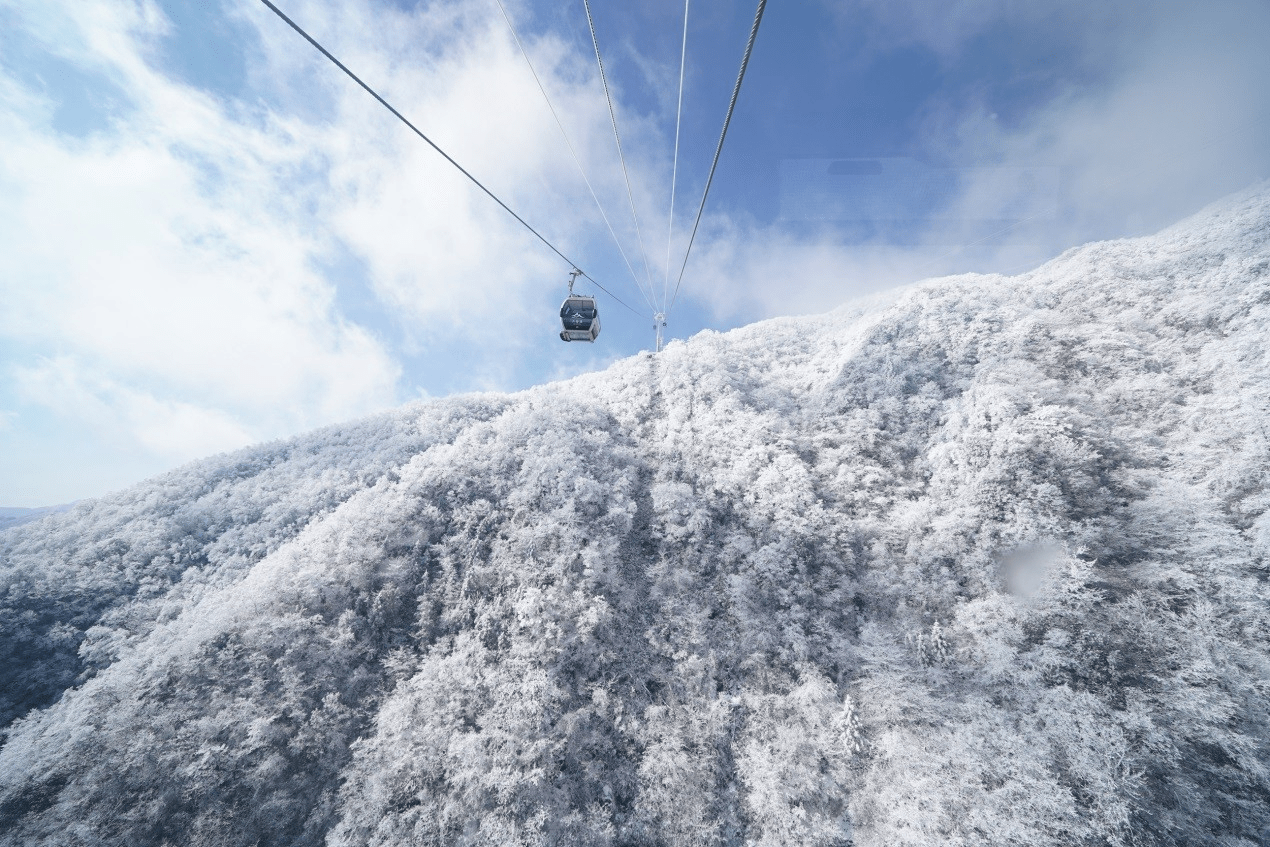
[1,185,1268,847]
[0,505,73,533]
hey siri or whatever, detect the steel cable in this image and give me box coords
[662,0,691,312]
[582,0,658,300]
[256,0,642,316]
[668,0,768,316]
[493,0,657,313]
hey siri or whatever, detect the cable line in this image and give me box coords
[256,0,642,316]
[668,0,768,315]
[492,0,657,314]
[662,0,691,311]
[582,0,658,300]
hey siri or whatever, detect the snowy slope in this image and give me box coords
[1,185,1269,846]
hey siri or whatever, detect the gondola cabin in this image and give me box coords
[559,294,600,342]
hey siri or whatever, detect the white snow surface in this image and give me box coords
[2,184,1269,846]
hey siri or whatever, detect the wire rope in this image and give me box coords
[492,0,657,313]
[582,0,658,299]
[256,0,642,316]
[668,0,767,316]
[662,0,690,312]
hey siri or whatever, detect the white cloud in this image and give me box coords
[683,217,1022,323]
[0,0,409,499]
[13,356,255,460]
[842,0,1270,251]
[241,0,678,342]
[841,0,1125,67]
[946,3,1269,248]
[0,0,683,502]
[686,0,1270,319]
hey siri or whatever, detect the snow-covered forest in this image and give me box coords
[2,185,1269,846]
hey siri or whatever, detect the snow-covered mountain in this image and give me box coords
[2,185,1269,847]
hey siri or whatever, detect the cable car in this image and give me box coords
[560,295,600,342]
[559,269,600,342]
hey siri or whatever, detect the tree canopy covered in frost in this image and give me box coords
[2,185,1269,846]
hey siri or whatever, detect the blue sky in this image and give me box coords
[2,0,1268,505]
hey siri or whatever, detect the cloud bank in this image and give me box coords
[0,0,668,503]
[854,0,1270,250]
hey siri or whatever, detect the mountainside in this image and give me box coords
[2,186,1269,847]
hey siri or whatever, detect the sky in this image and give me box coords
[2,0,1269,506]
